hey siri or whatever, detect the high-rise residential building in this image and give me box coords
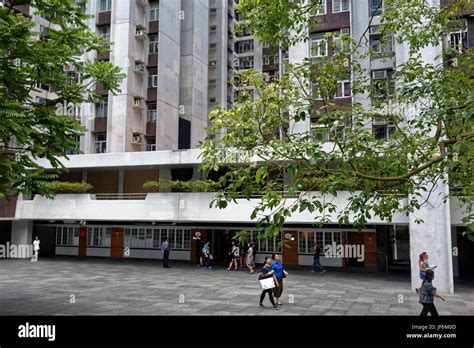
[1,0,472,293]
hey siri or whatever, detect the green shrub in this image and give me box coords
[44,181,93,193]
[143,179,220,192]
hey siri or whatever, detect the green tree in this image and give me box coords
[200,0,474,240]
[0,0,124,199]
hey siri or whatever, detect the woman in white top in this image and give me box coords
[31,236,40,262]
[246,242,255,274]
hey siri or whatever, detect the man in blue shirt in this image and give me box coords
[271,254,288,306]
[161,238,170,268]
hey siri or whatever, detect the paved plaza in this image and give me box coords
[0,257,473,316]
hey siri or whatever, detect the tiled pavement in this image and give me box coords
[0,257,473,315]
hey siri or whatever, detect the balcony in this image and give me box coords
[15,191,413,224]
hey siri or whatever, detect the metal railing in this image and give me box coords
[92,193,148,200]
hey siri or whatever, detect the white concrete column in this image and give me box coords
[11,220,33,246]
[409,182,454,293]
[288,26,310,135]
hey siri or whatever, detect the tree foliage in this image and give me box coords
[200,0,474,240]
[0,0,124,200]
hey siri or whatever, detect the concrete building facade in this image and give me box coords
[0,0,472,294]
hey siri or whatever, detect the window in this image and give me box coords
[448,21,468,54]
[124,227,191,250]
[95,101,108,118]
[310,125,330,143]
[373,124,396,139]
[310,0,326,15]
[148,68,158,87]
[56,226,79,246]
[336,80,351,98]
[87,227,111,247]
[147,103,157,122]
[310,34,328,57]
[311,82,322,100]
[97,26,110,40]
[239,230,282,253]
[371,69,395,102]
[149,34,159,53]
[77,2,87,14]
[369,26,393,56]
[95,133,107,153]
[36,82,50,92]
[99,0,111,12]
[334,27,350,52]
[369,0,383,16]
[146,137,156,151]
[333,0,350,13]
[274,54,279,64]
[150,2,159,21]
[36,97,48,105]
[298,231,342,254]
[239,55,254,69]
[235,39,254,53]
[263,55,270,65]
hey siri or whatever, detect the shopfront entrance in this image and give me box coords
[457,227,474,278]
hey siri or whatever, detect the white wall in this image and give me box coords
[86,247,110,257]
[298,255,343,267]
[56,246,79,256]
[16,192,412,224]
[127,249,190,260]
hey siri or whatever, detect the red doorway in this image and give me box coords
[110,227,123,259]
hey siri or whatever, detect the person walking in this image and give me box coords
[419,270,445,316]
[240,242,248,268]
[161,237,170,268]
[202,241,212,269]
[31,236,40,262]
[419,252,431,280]
[416,252,435,293]
[227,241,239,271]
[246,242,255,274]
[271,254,288,306]
[311,242,326,273]
[258,256,279,310]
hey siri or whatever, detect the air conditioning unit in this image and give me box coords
[133,98,142,107]
[135,29,147,39]
[209,43,217,49]
[369,26,381,35]
[372,116,387,125]
[372,70,387,80]
[134,62,145,72]
[132,135,142,144]
[64,64,76,72]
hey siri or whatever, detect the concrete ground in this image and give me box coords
[0,257,473,316]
